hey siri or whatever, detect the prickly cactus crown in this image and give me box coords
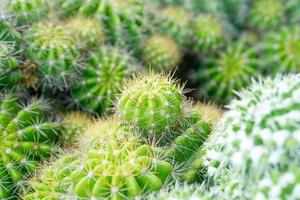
[143,35,181,71]
[117,74,184,135]
[71,47,133,114]
[201,74,300,200]
[0,94,59,198]
[263,26,300,74]
[24,120,173,199]
[24,22,81,91]
[197,41,259,102]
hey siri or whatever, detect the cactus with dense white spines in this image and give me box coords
[263,26,300,74]
[24,120,173,199]
[199,74,300,199]
[143,35,182,71]
[0,94,60,199]
[117,74,185,136]
[23,22,82,91]
[71,47,134,114]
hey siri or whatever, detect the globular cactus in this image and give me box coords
[0,93,60,199]
[197,40,259,102]
[194,102,223,127]
[4,0,49,25]
[263,26,300,74]
[200,74,300,200]
[190,15,224,54]
[24,120,173,199]
[249,0,285,31]
[157,6,190,47]
[71,47,133,114]
[23,22,81,91]
[60,112,92,146]
[117,74,185,136]
[65,16,105,50]
[143,35,182,71]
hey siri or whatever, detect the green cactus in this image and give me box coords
[23,22,81,91]
[263,26,300,74]
[197,40,259,102]
[190,15,224,54]
[24,120,173,199]
[249,0,285,31]
[117,74,184,136]
[0,93,60,199]
[5,0,49,25]
[199,74,300,199]
[71,47,133,114]
[157,6,190,47]
[143,35,182,71]
[66,16,105,49]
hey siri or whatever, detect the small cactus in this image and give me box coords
[197,40,259,102]
[23,22,81,91]
[143,35,182,71]
[24,120,173,199]
[5,0,49,25]
[200,74,300,199]
[71,47,134,114]
[117,74,185,136]
[65,16,105,50]
[190,15,224,54]
[0,93,59,199]
[249,0,285,31]
[263,26,300,74]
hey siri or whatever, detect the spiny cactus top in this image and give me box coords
[117,74,184,136]
[0,94,59,199]
[24,120,173,200]
[190,15,224,53]
[263,26,300,74]
[71,47,133,114]
[201,74,300,200]
[197,40,259,103]
[4,0,49,25]
[249,0,284,31]
[66,16,105,50]
[143,35,181,71]
[24,22,81,91]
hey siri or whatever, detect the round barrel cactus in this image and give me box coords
[4,0,49,25]
[24,120,173,199]
[23,22,81,91]
[143,35,182,71]
[0,94,60,199]
[117,74,184,136]
[197,40,259,102]
[71,47,133,114]
[249,0,285,31]
[263,26,300,74]
[190,15,224,54]
[201,74,300,200]
[66,16,105,49]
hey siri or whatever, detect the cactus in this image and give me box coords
[263,26,300,74]
[65,16,105,50]
[24,120,173,199]
[249,0,285,31]
[197,40,259,102]
[23,22,81,91]
[199,74,300,199]
[4,0,49,25]
[0,93,60,199]
[194,102,223,127]
[157,6,190,47]
[117,74,185,136]
[190,15,224,54]
[143,35,182,71]
[60,112,92,146]
[71,47,133,114]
